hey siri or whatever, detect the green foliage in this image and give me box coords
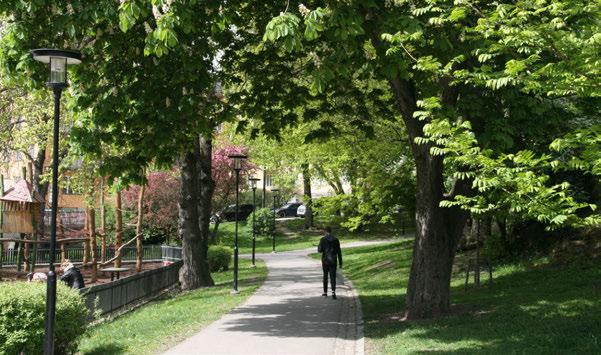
[0,282,88,355]
[313,194,355,223]
[263,12,302,52]
[418,118,600,229]
[251,208,275,236]
[208,245,233,272]
[550,125,601,176]
[483,233,507,262]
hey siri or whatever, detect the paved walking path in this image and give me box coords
[163,241,390,355]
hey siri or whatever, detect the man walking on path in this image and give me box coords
[318,226,342,299]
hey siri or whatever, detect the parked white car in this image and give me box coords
[296,204,306,217]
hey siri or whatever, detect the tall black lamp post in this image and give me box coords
[248,177,260,267]
[228,153,247,293]
[271,188,279,253]
[31,48,81,355]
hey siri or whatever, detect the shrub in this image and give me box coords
[208,245,233,272]
[250,208,275,236]
[0,282,88,354]
[483,233,507,262]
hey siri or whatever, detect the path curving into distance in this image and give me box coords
[163,241,389,355]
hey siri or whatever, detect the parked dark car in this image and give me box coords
[213,204,255,223]
[276,203,302,217]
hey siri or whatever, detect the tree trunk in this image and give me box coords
[83,210,90,267]
[178,136,214,290]
[88,207,97,283]
[211,219,221,244]
[135,183,145,272]
[262,168,267,208]
[100,179,107,263]
[197,134,215,286]
[114,189,123,268]
[0,175,3,270]
[301,163,313,229]
[384,73,470,319]
[32,145,48,246]
[405,153,451,317]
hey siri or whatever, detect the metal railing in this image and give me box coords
[0,245,164,267]
[161,245,182,261]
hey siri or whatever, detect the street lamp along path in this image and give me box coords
[31,48,82,355]
[227,153,247,294]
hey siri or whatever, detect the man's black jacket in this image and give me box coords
[318,234,342,268]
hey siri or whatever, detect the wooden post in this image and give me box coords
[115,189,123,268]
[30,205,38,272]
[135,184,145,272]
[24,233,30,272]
[83,210,89,267]
[16,233,23,272]
[100,179,107,263]
[60,242,66,263]
[57,213,66,262]
[88,207,97,283]
[0,174,4,269]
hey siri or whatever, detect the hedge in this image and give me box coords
[0,282,88,355]
[208,245,233,272]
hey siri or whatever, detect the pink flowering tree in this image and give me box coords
[122,145,255,244]
[122,170,181,244]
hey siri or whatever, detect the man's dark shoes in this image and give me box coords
[322,293,327,297]
[332,293,337,300]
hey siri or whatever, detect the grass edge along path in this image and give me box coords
[338,240,601,354]
[78,259,267,355]
[217,219,410,254]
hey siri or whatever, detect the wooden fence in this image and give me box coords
[80,259,182,316]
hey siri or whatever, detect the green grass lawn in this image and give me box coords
[339,240,601,354]
[78,259,267,355]
[215,219,407,254]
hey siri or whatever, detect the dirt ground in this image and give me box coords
[0,261,167,287]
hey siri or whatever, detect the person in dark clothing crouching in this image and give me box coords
[59,260,85,289]
[318,226,342,299]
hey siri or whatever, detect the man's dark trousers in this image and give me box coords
[323,262,336,293]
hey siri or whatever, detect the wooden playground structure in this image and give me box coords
[0,173,149,284]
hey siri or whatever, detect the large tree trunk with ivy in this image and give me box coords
[178,136,214,290]
[301,163,313,229]
[387,76,470,319]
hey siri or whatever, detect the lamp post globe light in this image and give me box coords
[271,188,279,253]
[31,48,81,355]
[228,153,247,293]
[248,177,261,268]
